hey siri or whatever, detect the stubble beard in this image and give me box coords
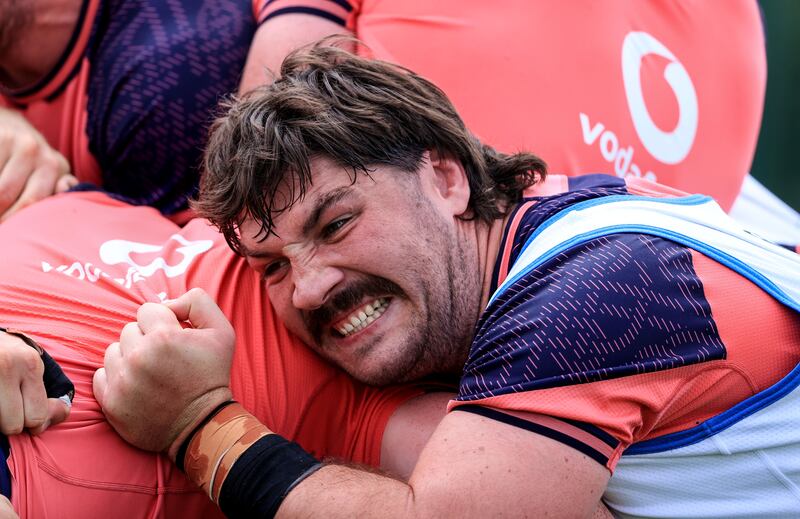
[361,214,480,386]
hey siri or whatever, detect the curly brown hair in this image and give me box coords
[195,39,546,255]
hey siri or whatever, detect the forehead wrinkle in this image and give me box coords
[239,184,358,259]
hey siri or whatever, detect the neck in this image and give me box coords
[471,211,513,310]
[0,0,82,89]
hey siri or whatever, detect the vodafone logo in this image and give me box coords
[580,31,698,180]
[99,235,213,278]
[621,31,698,164]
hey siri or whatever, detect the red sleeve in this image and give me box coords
[450,365,758,471]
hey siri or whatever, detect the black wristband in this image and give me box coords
[0,327,75,402]
[218,434,321,519]
[175,400,236,472]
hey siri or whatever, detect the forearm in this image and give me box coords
[177,400,609,518]
[179,403,418,518]
[278,465,416,519]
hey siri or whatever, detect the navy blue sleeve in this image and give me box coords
[84,0,258,215]
[457,233,726,403]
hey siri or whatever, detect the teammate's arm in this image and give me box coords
[277,409,608,518]
[94,289,609,517]
[240,8,353,93]
[379,392,452,480]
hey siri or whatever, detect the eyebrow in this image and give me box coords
[301,186,354,235]
[240,186,355,259]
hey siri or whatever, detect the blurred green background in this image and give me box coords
[752,0,800,211]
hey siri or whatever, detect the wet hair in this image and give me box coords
[196,38,546,255]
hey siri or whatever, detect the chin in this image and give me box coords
[344,364,402,387]
[346,354,431,387]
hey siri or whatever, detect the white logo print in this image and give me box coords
[99,235,214,277]
[621,31,698,164]
[41,235,214,294]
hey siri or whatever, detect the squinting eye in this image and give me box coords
[322,216,350,238]
[262,259,288,279]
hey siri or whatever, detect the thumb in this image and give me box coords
[92,368,107,408]
[29,397,71,436]
[165,288,232,333]
[54,173,79,193]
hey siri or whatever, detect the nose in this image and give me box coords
[291,262,344,311]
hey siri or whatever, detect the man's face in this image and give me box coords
[239,155,481,385]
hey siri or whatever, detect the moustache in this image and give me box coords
[305,276,404,343]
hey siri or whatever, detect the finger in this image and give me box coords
[20,367,49,430]
[119,322,144,355]
[136,302,182,335]
[55,173,78,193]
[2,162,64,217]
[0,147,34,215]
[28,397,71,436]
[102,341,122,376]
[165,288,231,331]
[0,380,24,435]
[0,142,10,173]
[92,367,107,408]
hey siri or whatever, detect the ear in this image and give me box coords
[426,149,471,217]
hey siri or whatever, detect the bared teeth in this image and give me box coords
[336,298,389,336]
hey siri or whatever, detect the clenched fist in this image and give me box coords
[93,288,235,457]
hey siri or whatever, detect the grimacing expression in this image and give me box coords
[239,155,481,385]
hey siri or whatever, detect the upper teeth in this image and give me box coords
[337,298,389,336]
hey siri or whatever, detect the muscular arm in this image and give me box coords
[94,290,611,517]
[380,392,451,480]
[205,405,609,518]
[239,13,353,94]
[281,410,608,518]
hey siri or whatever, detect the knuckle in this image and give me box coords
[37,154,62,178]
[187,287,208,299]
[126,346,153,372]
[21,348,44,376]
[14,134,40,157]
[0,421,22,436]
[147,327,173,347]
[53,152,70,174]
[0,344,28,373]
[103,342,119,363]
[222,323,236,344]
[138,302,161,316]
[25,413,46,429]
[0,354,12,374]
[121,321,139,336]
